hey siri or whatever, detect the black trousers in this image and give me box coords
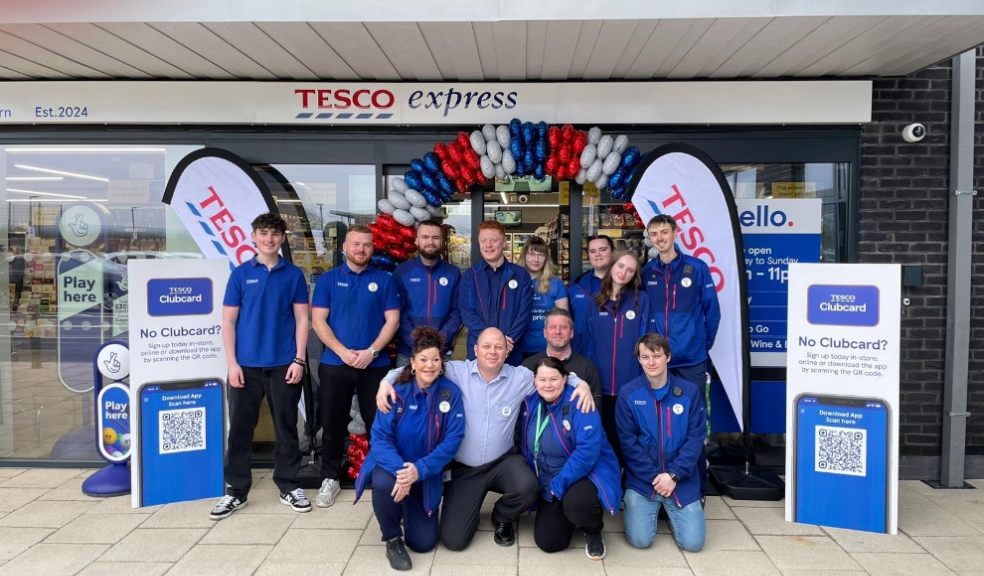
[318,363,389,480]
[439,454,538,551]
[225,364,302,497]
[533,477,604,553]
[600,395,623,467]
[371,466,439,552]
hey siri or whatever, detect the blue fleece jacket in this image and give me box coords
[394,257,462,355]
[584,289,650,397]
[458,259,532,365]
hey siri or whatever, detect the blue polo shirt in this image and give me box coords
[520,276,568,355]
[312,262,400,368]
[223,256,309,368]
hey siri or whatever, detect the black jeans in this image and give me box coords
[600,394,623,467]
[318,363,389,480]
[370,466,439,552]
[225,364,302,497]
[533,477,604,553]
[439,454,538,551]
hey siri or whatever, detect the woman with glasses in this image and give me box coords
[518,236,568,359]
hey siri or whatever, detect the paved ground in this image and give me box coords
[0,467,982,575]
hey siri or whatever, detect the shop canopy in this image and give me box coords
[0,1,981,81]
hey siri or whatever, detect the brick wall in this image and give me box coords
[859,47,984,465]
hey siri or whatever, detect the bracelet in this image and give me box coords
[292,358,306,366]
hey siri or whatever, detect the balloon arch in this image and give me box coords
[369,119,646,270]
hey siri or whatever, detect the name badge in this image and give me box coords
[439,401,451,413]
[501,406,512,417]
[673,403,684,415]
[681,278,692,288]
[562,419,571,432]
[368,282,379,292]
[508,279,518,289]
[625,310,636,320]
[439,277,449,286]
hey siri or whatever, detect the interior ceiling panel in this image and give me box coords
[0,15,980,81]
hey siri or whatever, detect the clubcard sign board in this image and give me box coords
[785,263,900,534]
[129,259,229,508]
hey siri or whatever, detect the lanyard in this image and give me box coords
[533,404,550,455]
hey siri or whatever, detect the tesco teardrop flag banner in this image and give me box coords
[163,148,279,269]
[628,143,749,430]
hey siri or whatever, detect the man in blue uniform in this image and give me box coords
[312,224,400,508]
[211,212,311,520]
[393,220,461,363]
[458,220,532,365]
[569,235,613,354]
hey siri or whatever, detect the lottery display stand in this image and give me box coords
[81,340,132,497]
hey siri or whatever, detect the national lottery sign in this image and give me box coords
[628,143,748,430]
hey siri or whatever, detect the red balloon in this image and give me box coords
[545,156,557,174]
[454,177,467,192]
[448,147,462,163]
[558,145,571,163]
[377,214,396,229]
[372,236,386,251]
[561,124,575,141]
[566,158,580,176]
[434,142,448,160]
[465,151,480,170]
[456,132,470,151]
[547,129,560,148]
[398,226,416,241]
[573,131,587,153]
[623,202,635,212]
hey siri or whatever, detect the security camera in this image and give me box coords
[902,123,926,143]
[517,193,530,204]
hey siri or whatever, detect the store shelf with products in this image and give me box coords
[574,201,647,269]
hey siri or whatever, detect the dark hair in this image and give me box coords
[251,212,287,234]
[534,356,569,380]
[587,235,615,251]
[595,251,641,308]
[647,214,677,232]
[416,220,443,232]
[397,326,446,383]
[635,333,671,357]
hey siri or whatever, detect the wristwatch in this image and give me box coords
[668,473,680,483]
[369,347,379,359]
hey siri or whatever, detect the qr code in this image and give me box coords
[159,407,206,455]
[815,425,866,476]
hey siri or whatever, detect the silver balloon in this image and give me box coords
[496,125,511,149]
[602,151,621,176]
[579,143,597,169]
[574,168,587,185]
[486,140,502,164]
[587,126,602,145]
[596,135,613,159]
[648,246,659,259]
[495,165,507,180]
[482,124,496,143]
[469,130,487,156]
[643,236,654,247]
[388,189,411,210]
[586,158,603,183]
[480,155,496,179]
[391,177,408,193]
[613,134,629,154]
[502,150,517,174]
[595,174,609,191]
[426,204,443,218]
[377,198,395,215]
[392,208,416,227]
[404,189,427,208]
[410,206,430,222]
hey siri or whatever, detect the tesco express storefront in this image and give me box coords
[0,80,869,465]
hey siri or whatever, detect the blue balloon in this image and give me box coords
[534,139,548,161]
[609,168,625,189]
[440,188,454,202]
[372,254,395,270]
[438,174,454,195]
[516,162,526,177]
[533,164,545,180]
[523,150,535,170]
[509,118,522,135]
[404,171,423,191]
[510,140,524,159]
[410,159,426,174]
[424,152,441,174]
[536,121,548,137]
[421,172,439,194]
[522,122,534,144]
[622,146,641,168]
[422,190,441,207]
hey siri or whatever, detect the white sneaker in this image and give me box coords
[315,478,341,508]
[280,488,312,513]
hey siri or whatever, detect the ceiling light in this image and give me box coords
[13,164,109,182]
[6,198,106,203]
[6,188,87,199]
[6,176,63,181]
[6,147,165,153]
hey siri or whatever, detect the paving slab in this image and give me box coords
[0,468,83,488]
[0,487,49,513]
[733,506,824,536]
[0,543,107,576]
[850,552,956,576]
[98,527,207,563]
[519,545,605,576]
[0,526,53,560]
[266,528,361,564]
[200,512,293,544]
[0,499,96,528]
[703,519,760,551]
[685,550,781,576]
[757,535,863,571]
[77,561,172,576]
[165,543,272,576]
[45,512,149,544]
[342,544,435,576]
[913,536,984,572]
[823,525,925,553]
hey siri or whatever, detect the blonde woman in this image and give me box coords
[519,236,568,358]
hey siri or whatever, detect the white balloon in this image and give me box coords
[390,177,408,192]
[502,150,516,174]
[496,125,511,149]
[486,140,502,164]
[602,151,621,176]
[595,174,609,191]
[575,168,587,185]
[410,206,431,222]
[426,204,443,218]
[404,189,427,208]
[480,156,496,179]
[649,246,659,259]
[495,165,507,180]
[482,124,496,143]
[586,158,603,183]
[587,126,603,144]
[613,134,629,154]
[596,135,613,159]
[377,198,395,215]
[643,236,654,247]
[388,189,411,210]
[469,130,487,155]
[392,209,416,227]
[579,143,597,169]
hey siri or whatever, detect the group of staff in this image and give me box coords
[213,211,720,571]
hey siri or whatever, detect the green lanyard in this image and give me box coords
[533,404,550,455]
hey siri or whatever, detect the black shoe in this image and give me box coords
[493,518,515,547]
[584,532,606,560]
[385,537,412,571]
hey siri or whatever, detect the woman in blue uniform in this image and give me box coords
[354,327,465,571]
[519,235,569,358]
[518,357,622,560]
[585,250,651,462]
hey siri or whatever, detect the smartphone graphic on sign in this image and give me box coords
[793,394,890,533]
[139,379,225,507]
